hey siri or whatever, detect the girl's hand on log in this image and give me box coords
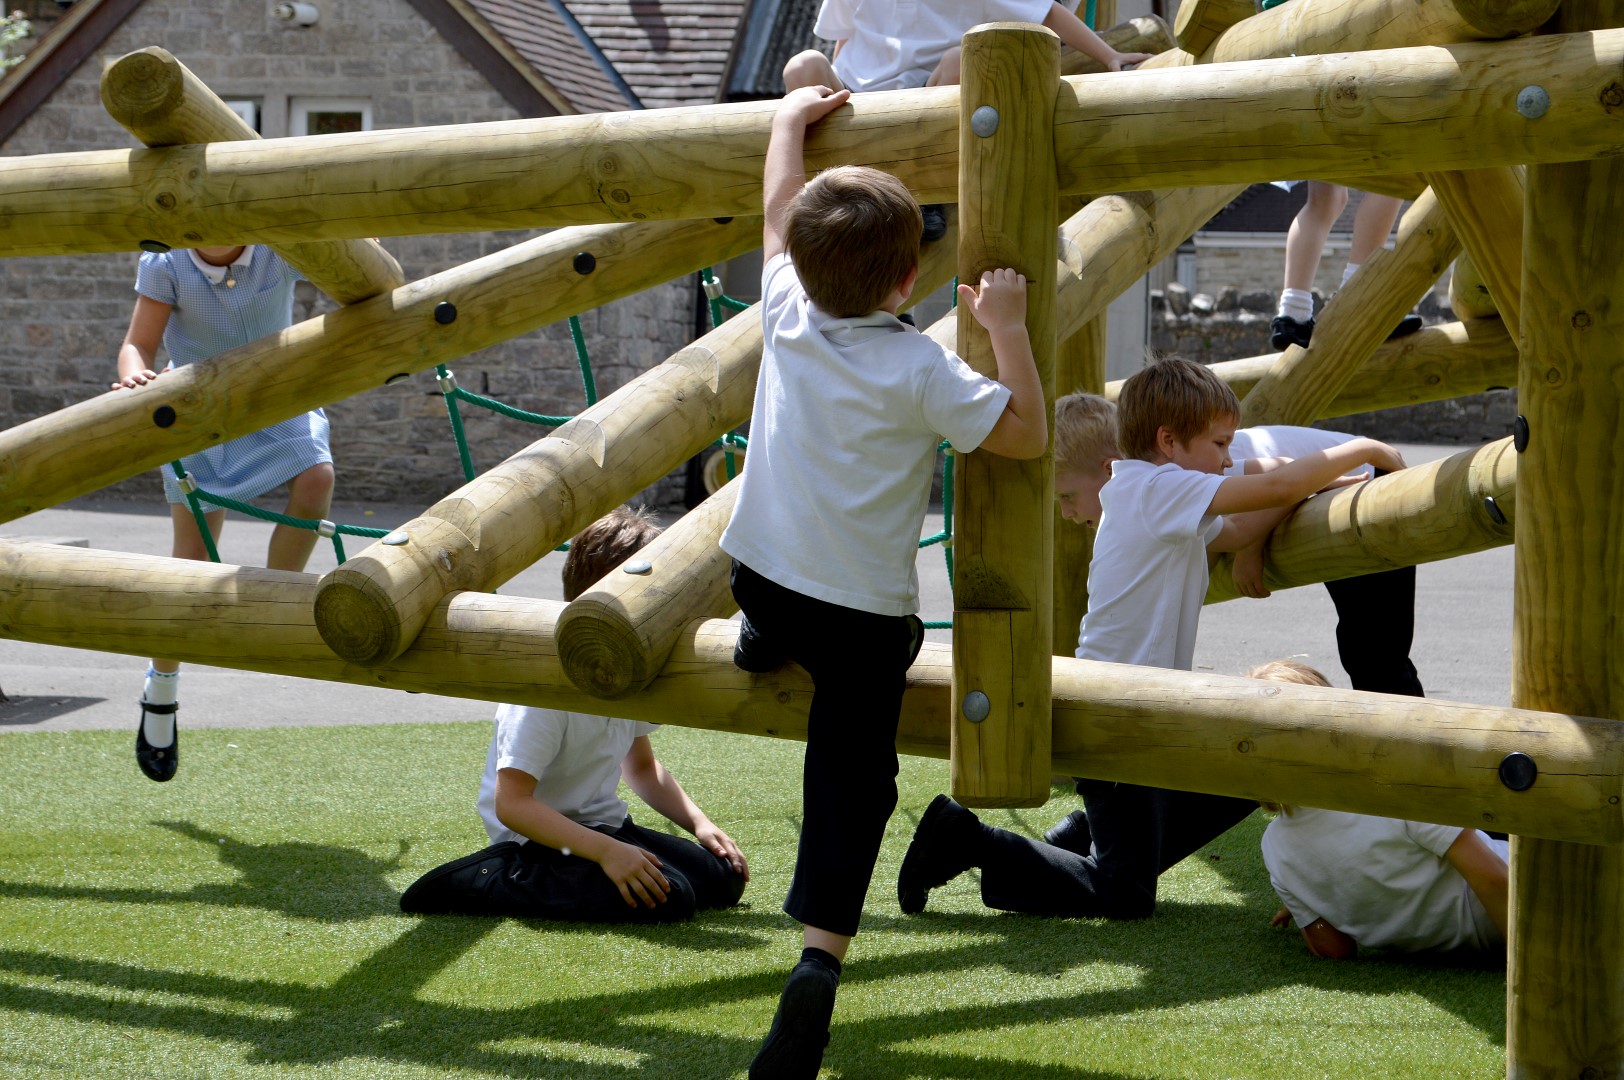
[112,368,161,390]
[958,267,1028,334]
[778,85,850,129]
[1360,439,1407,474]
[1108,51,1153,72]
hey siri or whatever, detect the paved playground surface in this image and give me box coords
[1,443,1513,736]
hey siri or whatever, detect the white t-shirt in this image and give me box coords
[1075,458,1225,668]
[1261,807,1508,953]
[816,0,1055,93]
[476,704,660,844]
[720,252,1009,616]
[1226,425,1369,481]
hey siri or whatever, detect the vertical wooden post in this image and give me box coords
[952,23,1059,808]
[1508,1,1624,1070]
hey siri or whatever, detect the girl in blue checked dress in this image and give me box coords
[112,245,335,783]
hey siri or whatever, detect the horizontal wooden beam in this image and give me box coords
[0,24,1609,254]
[0,215,762,524]
[2,536,1618,846]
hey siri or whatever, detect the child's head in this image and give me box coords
[1053,391,1120,528]
[785,165,921,317]
[1248,659,1331,815]
[1116,356,1241,470]
[561,505,664,602]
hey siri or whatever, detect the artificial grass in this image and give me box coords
[0,722,1505,1078]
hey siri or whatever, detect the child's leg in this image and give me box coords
[925,46,962,86]
[1321,567,1424,697]
[617,816,746,910]
[1345,192,1403,268]
[265,462,335,573]
[1281,182,1348,297]
[782,50,844,93]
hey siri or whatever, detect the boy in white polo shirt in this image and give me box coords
[400,506,748,923]
[722,84,1047,1079]
[782,0,1149,239]
[898,357,1404,922]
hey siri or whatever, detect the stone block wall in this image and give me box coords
[1,0,706,511]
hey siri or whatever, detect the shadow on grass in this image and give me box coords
[0,894,1504,1079]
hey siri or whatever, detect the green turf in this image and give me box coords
[0,722,1505,1078]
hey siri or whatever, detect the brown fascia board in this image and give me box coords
[0,0,145,147]
[402,0,574,117]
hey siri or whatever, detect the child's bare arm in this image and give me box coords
[492,766,673,908]
[959,268,1047,459]
[763,85,851,261]
[1208,439,1404,517]
[621,736,748,877]
[112,295,173,390]
[1043,1,1153,70]
[1445,829,1509,940]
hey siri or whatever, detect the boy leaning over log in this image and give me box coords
[399,506,748,923]
[898,357,1405,922]
[720,84,1048,1079]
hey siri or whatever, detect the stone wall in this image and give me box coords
[1149,283,1516,446]
[1,0,705,510]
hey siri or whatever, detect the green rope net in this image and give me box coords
[170,270,959,628]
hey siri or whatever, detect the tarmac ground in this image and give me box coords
[1,443,1513,738]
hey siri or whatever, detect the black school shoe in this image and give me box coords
[733,613,785,673]
[1269,314,1314,351]
[1043,809,1093,855]
[135,700,179,783]
[920,204,948,244]
[1388,314,1424,339]
[399,842,524,914]
[897,794,981,915]
[748,958,839,1080]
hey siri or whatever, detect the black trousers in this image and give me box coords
[976,780,1257,918]
[1323,564,1424,697]
[731,560,924,938]
[399,815,746,923]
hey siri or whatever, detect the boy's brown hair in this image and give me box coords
[1116,356,1240,461]
[1248,659,1331,815]
[562,505,664,602]
[785,165,922,318]
[1054,391,1120,473]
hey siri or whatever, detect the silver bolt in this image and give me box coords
[970,105,1000,138]
[1517,85,1550,120]
[622,560,653,575]
[962,690,991,723]
[381,530,410,546]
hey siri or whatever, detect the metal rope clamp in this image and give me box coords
[437,370,459,394]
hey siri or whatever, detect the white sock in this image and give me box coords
[1341,262,1360,288]
[141,668,178,747]
[1277,288,1314,323]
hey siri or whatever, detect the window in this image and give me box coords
[224,99,260,133]
[289,98,371,137]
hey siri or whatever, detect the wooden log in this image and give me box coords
[100,47,404,305]
[1205,438,1516,603]
[951,23,1058,808]
[1173,0,1259,58]
[312,230,963,666]
[1509,0,1624,1058]
[1060,16,1173,75]
[1449,251,1502,321]
[1109,319,1520,417]
[1240,188,1460,426]
[1424,167,1524,342]
[555,480,739,700]
[0,23,1606,254]
[3,536,1623,847]
[0,215,762,524]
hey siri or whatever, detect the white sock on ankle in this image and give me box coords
[141,668,178,747]
[1341,262,1360,288]
[1277,288,1314,323]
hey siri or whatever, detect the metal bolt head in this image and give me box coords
[573,251,597,275]
[433,301,457,325]
[962,690,991,723]
[1483,496,1507,526]
[1498,751,1538,792]
[381,530,410,546]
[1513,415,1529,453]
[622,560,653,575]
[970,105,1000,138]
[1516,85,1550,120]
[151,405,177,429]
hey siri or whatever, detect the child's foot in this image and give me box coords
[1269,314,1314,351]
[733,615,785,674]
[897,794,980,914]
[920,204,948,244]
[1388,314,1423,339]
[135,699,179,783]
[1042,809,1092,855]
[749,955,839,1080]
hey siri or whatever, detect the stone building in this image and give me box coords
[0,0,753,508]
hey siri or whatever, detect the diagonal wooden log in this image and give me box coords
[0,215,762,524]
[311,233,963,667]
[1172,0,1258,58]
[1423,167,1525,343]
[0,19,1596,254]
[1240,189,1461,427]
[1204,438,1516,603]
[1107,319,1521,418]
[100,47,403,305]
[3,535,1621,847]
[1061,16,1175,75]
